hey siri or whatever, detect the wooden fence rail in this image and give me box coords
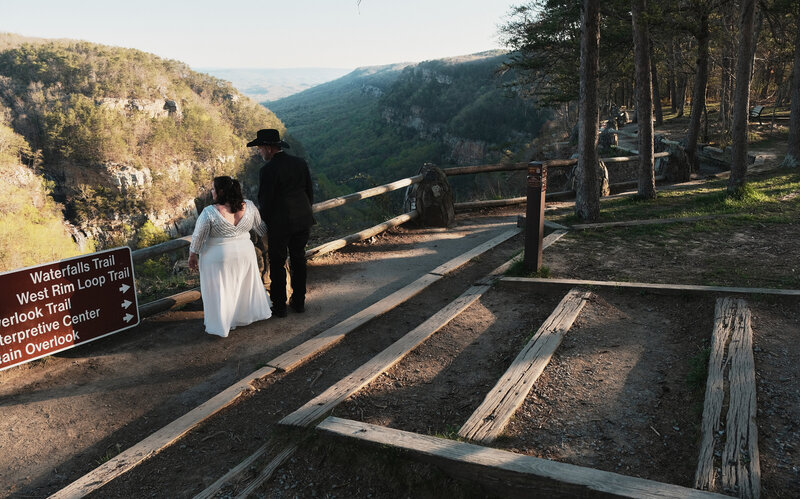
[131,151,671,314]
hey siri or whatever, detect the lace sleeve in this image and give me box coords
[189,207,212,254]
[248,200,268,237]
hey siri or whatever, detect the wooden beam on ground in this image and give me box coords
[306,211,418,259]
[695,298,737,491]
[317,417,728,498]
[695,298,760,498]
[541,229,569,249]
[429,228,519,275]
[500,277,800,297]
[720,299,760,498]
[571,214,736,230]
[194,439,274,499]
[459,288,591,443]
[544,220,571,231]
[50,365,277,499]
[280,284,491,428]
[232,444,298,499]
[516,217,570,231]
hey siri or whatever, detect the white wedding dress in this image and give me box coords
[189,200,272,337]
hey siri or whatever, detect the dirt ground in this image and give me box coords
[2,169,799,497]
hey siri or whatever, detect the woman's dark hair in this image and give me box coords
[213,176,245,212]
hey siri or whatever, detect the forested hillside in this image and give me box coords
[0,33,287,270]
[267,51,551,197]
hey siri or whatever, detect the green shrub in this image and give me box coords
[136,220,170,249]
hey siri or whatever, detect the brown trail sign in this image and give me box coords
[0,246,139,371]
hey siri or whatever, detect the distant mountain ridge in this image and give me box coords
[266,50,551,197]
[199,67,352,102]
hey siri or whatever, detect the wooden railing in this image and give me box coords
[132,174,426,265]
[443,153,669,211]
[133,151,671,316]
[133,153,671,264]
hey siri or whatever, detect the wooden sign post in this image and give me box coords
[0,247,139,371]
[523,161,547,271]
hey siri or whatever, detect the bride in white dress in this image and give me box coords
[187,176,272,337]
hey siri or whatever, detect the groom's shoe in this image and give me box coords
[289,298,305,313]
[271,306,287,318]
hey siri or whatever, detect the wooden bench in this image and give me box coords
[749,105,765,124]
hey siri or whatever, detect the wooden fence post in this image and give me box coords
[523,161,547,271]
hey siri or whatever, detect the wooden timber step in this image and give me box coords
[279,283,492,428]
[317,417,728,498]
[695,297,760,498]
[458,288,592,443]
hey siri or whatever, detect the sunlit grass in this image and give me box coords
[547,169,800,226]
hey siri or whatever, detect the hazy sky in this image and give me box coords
[0,0,521,70]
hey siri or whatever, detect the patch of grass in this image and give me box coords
[551,170,799,228]
[431,424,464,441]
[95,443,122,466]
[506,259,550,278]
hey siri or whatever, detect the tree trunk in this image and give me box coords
[720,55,730,129]
[686,13,710,173]
[782,19,800,168]
[670,38,679,113]
[729,0,757,192]
[774,63,787,107]
[651,42,663,125]
[575,0,601,221]
[677,75,688,117]
[720,9,737,130]
[633,0,656,199]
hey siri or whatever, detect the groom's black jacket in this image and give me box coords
[257,151,314,235]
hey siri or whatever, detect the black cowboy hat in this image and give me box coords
[246,128,290,148]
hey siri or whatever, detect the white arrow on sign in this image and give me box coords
[123,313,134,323]
[121,300,132,309]
[119,284,130,293]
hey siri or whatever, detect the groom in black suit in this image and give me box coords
[248,129,314,317]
